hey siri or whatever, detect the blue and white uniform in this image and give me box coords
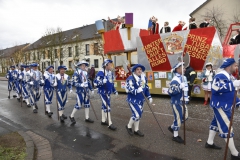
[209,70,240,138]
[70,60,94,122]
[94,59,118,128]
[168,62,188,133]
[125,64,152,134]
[22,66,31,106]
[43,66,55,113]
[5,66,16,93]
[28,63,44,112]
[206,58,240,158]
[53,66,72,117]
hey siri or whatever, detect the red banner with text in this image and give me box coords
[140,34,171,71]
[183,27,216,70]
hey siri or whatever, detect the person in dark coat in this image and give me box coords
[160,21,171,33]
[199,18,211,28]
[89,64,96,88]
[184,65,197,100]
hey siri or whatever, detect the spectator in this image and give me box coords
[160,21,171,33]
[172,21,185,32]
[200,63,215,105]
[89,64,96,88]
[229,29,240,45]
[184,64,197,100]
[199,18,211,28]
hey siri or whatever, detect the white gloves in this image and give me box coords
[19,75,22,79]
[69,90,73,94]
[233,80,240,88]
[80,83,85,87]
[137,87,143,93]
[45,75,49,79]
[114,91,118,96]
[103,78,107,84]
[149,98,153,104]
[180,83,185,89]
[29,81,34,85]
[6,75,9,79]
[41,80,44,84]
[53,81,57,86]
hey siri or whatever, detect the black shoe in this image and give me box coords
[205,142,222,149]
[35,105,38,109]
[27,104,31,108]
[13,95,17,98]
[45,111,48,114]
[69,116,76,124]
[134,130,144,137]
[60,116,65,123]
[101,121,108,126]
[62,114,67,119]
[172,136,184,143]
[85,118,94,123]
[33,109,38,113]
[48,112,53,117]
[231,153,240,160]
[108,124,117,130]
[126,125,133,136]
[168,126,173,134]
[8,96,10,99]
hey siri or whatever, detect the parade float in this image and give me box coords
[95,14,240,98]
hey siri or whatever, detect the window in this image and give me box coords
[33,52,36,60]
[43,51,45,59]
[48,61,50,66]
[42,62,45,69]
[68,47,72,57]
[69,61,72,69]
[94,43,98,55]
[47,50,50,59]
[54,49,58,58]
[60,48,63,59]
[94,59,99,68]
[37,52,39,60]
[75,46,79,56]
[28,52,30,60]
[60,61,63,65]
[85,44,89,55]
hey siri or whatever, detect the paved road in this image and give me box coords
[1,81,240,160]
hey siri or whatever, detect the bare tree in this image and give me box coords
[231,7,240,23]
[202,6,228,40]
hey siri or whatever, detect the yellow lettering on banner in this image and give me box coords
[185,33,210,61]
[143,38,166,67]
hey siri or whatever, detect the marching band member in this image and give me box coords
[205,58,240,160]
[6,66,16,98]
[125,64,152,137]
[167,62,189,143]
[13,64,20,99]
[94,59,118,130]
[53,66,72,123]
[69,60,94,124]
[28,63,44,113]
[43,65,55,117]
[22,65,31,107]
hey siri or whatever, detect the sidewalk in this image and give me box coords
[0,76,7,81]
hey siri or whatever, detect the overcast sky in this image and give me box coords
[0,0,207,49]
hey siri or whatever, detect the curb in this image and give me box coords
[26,131,53,160]
[18,131,34,160]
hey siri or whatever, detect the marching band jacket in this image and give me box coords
[29,70,44,90]
[54,73,72,92]
[94,68,117,95]
[125,73,151,104]
[6,70,15,82]
[72,69,93,93]
[211,70,240,111]
[168,73,188,104]
[43,71,55,91]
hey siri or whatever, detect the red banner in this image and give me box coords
[140,34,171,71]
[183,27,216,70]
